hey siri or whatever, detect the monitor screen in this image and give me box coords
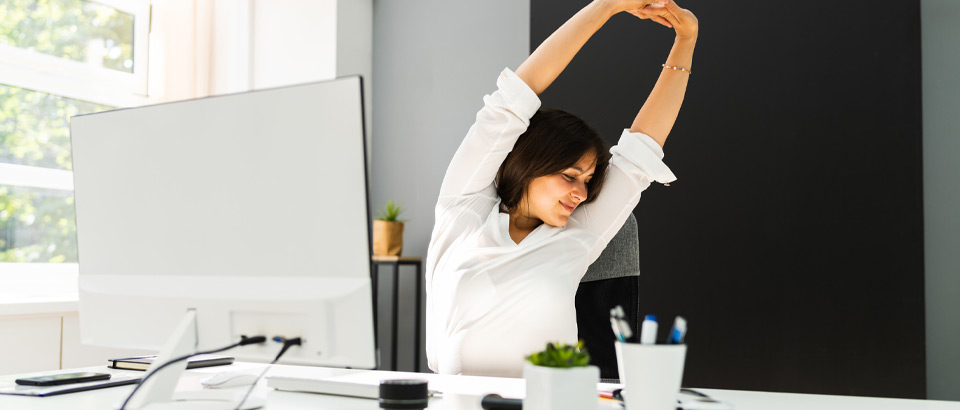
[70,77,375,369]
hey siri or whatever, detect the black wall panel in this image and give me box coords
[532,0,925,398]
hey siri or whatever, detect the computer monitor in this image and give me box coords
[70,77,375,408]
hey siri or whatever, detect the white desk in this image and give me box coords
[2,363,959,410]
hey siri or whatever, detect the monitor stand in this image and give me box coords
[120,309,265,410]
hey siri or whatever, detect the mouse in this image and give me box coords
[199,372,260,389]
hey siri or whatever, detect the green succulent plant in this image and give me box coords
[525,341,591,368]
[377,200,406,222]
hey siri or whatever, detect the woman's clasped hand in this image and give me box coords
[609,0,699,39]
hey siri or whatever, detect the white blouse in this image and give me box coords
[425,68,677,377]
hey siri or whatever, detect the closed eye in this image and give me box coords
[561,174,576,182]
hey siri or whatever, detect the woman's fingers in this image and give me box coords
[627,4,674,28]
[661,0,698,38]
[633,0,697,38]
[626,9,673,28]
[629,0,669,8]
[662,0,686,24]
[646,13,674,28]
[628,4,660,15]
[617,0,667,13]
[657,6,682,28]
[650,15,672,28]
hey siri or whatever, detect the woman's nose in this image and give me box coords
[572,183,587,202]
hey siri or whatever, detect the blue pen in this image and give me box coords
[668,316,687,344]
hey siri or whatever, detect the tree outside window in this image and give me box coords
[1,0,135,264]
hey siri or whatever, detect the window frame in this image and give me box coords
[0,0,151,280]
[0,0,151,107]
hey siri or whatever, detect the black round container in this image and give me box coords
[379,379,429,410]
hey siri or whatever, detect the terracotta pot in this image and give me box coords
[373,220,404,256]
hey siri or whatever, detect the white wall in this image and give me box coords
[371,0,530,371]
[371,0,530,273]
[336,0,374,161]
[251,0,337,89]
[248,0,372,157]
[921,0,960,401]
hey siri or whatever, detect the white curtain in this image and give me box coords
[147,0,250,103]
[144,0,362,105]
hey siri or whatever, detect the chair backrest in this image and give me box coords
[581,213,640,282]
[576,213,640,382]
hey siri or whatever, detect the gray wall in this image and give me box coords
[922,0,960,401]
[370,0,529,371]
[369,0,960,396]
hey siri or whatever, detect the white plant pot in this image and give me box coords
[523,363,599,410]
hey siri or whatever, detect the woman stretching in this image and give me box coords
[425,0,698,377]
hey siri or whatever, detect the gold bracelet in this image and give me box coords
[662,64,692,74]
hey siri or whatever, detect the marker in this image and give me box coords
[609,306,623,342]
[640,314,658,344]
[481,394,522,410]
[610,316,625,342]
[599,390,622,402]
[609,305,633,342]
[669,316,687,344]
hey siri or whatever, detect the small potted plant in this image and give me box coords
[373,200,405,256]
[523,341,599,410]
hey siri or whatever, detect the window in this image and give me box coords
[0,0,149,272]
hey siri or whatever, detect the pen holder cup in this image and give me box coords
[614,342,686,410]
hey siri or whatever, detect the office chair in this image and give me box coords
[576,212,640,382]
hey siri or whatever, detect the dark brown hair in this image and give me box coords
[496,108,611,213]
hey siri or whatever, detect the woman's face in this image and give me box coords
[519,151,597,227]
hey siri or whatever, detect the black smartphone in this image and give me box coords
[15,372,111,386]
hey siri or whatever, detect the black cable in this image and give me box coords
[119,335,266,410]
[234,337,302,410]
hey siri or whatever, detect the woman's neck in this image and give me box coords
[508,211,542,244]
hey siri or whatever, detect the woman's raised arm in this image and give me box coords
[627,0,698,147]
[516,0,667,95]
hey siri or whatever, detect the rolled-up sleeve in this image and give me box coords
[492,69,541,121]
[609,129,677,184]
[438,68,541,198]
[573,129,677,261]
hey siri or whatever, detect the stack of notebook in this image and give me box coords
[107,354,235,371]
